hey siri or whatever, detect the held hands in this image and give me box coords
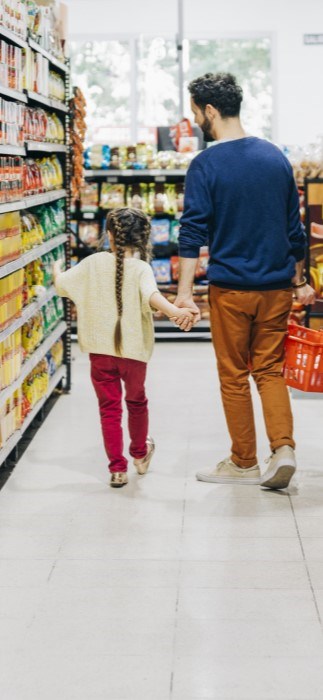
[293,283,316,306]
[170,297,201,332]
[170,307,199,332]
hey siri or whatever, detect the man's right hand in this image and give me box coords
[293,284,316,306]
[172,296,201,331]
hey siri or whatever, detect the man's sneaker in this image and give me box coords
[110,472,128,488]
[260,446,296,490]
[196,458,261,485]
[133,437,155,475]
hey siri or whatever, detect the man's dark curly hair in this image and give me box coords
[188,72,243,118]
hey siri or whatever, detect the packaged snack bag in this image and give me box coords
[151,259,171,284]
[79,222,100,248]
[100,183,125,209]
[150,218,170,245]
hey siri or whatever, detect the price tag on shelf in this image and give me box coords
[155,176,166,183]
[107,177,118,183]
[83,213,95,219]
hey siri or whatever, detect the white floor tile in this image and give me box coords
[180,560,310,589]
[178,587,318,621]
[172,656,323,699]
[180,535,303,561]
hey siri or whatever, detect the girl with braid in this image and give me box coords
[53,208,196,488]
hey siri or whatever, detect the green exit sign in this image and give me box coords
[304,34,323,44]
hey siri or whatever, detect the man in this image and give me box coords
[175,72,315,490]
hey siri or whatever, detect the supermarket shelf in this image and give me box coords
[84,169,187,178]
[0,85,27,103]
[27,91,68,113]
[0,26,27,48]
[0,364,66,467]
[28,39,68,73]
[24,189,67,207]
[0,321,67,409]
[0,200,25,214]
[26,141,67,153]
[0,233,68,279]
[0,190,66,217]
[0,285,57,344]
[0,145,26,156]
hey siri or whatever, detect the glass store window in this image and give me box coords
[184,37,272,140]
[70,36,272,145]
[70,40,131,145]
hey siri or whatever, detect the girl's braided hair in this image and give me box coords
[106,208,152,356]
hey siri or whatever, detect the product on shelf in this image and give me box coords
[23,155,63,195]
[150,218,170,246]
[22,309,43,359]
[20,209,44,251]
[80,183,99,213]
[49,70,65,102]
[0,387,21,448]
[126,183,149,212]
[78,222,100,248]
[46,337,63,375]
[42,296,64,336]
[100,183,125,209]
[170,255,179,282]
[0,211,22,265]
[151,258,171,284]
[0,39,23,91]
[83,142,197,172]
[32,198,65,240]
[169,220,180,243]
[0,98,24,146]
[0,328,22,390]
[22,357,49,418]
[0,156,24,203]
[195,247,209,279]
[0,268,24,331]
[23,107,65,143]
[0,0,27,39]
[23,258,43,305]
[27,1,64,60]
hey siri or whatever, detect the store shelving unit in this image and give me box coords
[72,168,211,339]
[0,21,71,468]
[304,177,323,329]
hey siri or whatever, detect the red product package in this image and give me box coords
[170,118,193,151]
[171,256,179,281]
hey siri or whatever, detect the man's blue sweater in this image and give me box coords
[178,137,306,290]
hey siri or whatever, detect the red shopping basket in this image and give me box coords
[284,324,323,392]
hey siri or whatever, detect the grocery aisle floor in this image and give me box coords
[1,341,323,700]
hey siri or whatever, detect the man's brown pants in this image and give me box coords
[209,285,295,467]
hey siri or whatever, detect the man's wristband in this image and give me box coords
[292,276,307,288]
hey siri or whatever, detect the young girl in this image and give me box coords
[53,207,195,488]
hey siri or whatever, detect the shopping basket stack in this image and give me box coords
[284,324,323,392]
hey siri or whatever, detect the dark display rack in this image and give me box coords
[304,178,323,329]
